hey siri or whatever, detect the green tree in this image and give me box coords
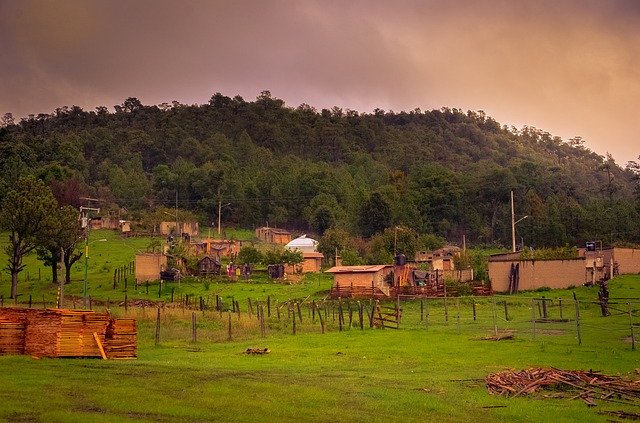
[0,176,58,298]
[36,205,85,284]
[237,245,263,267]
[357,192,391,238]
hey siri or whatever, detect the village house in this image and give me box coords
[284,235,324,274]
[326,265,394,297]
[159,221,199,237]
[255,227,292,244]
[134,253,167,283]
[488,247,640,293]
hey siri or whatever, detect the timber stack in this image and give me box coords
[0,308,136,359]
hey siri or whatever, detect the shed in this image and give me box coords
[198,256,221,276]
[255,227,291,244]
[326,265,394,297]
[135,253,167,283]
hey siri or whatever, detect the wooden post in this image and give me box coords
[124,293,128,315]
[541,296,548,318]
[267,296,271,317]
[227,311,232,341]
[317,303,325,334]
[171,287,174,303]
[574,296,582,345]
[425,298,429,329]
[292,306,297,335]
[472,300,476,321]
[492,296,497,336]
[503,300,509,321]
[155,308,161,346]
[192,312,197,343]
[531,298,536,340]
[628,302,636,351]
[260,305,266,337]
[338,301,343,332]
[444,297,449,324]
[277,301,281,320]
[359,301,364,330]
[456,298,460,330]
[559,298,563,320]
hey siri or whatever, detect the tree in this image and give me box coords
[36,205,85,284]
[357,192,392,238]
[317,227,353,266]
[0,176,58,298]
[237,245,263,267]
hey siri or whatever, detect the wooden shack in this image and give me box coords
[326,265,394,298]
[197,256,221,276]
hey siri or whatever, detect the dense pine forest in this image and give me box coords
[1,91,639,252]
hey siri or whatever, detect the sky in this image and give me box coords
[1,0,639,165]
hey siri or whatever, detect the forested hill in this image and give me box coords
[1,91,639,249]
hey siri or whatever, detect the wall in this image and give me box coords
[613,248,640,274]
[489,259,586,292]
[135,253,167,283]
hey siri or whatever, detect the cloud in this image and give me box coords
[1,0,638,163]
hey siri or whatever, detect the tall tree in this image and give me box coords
[357,192,392,238]
[0,176,58,298]
[37,205,85,284]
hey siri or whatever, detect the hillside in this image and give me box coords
[1,92,639,248]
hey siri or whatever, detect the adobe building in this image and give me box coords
[255,227,292,244]
[488,247,640,293]
[135,253,167,283]
[326,265,394,297]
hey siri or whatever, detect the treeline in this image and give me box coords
[1,91,639,250]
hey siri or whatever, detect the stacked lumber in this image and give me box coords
[81,312,110,357]
[104,318,137,359]
[0,308,136,359]
[0,322,25,354]
[486,368,640,406]
[0,308,29,355]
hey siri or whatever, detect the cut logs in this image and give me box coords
[0,308,136,359]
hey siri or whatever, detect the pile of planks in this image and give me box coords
[0,308,136,359]
[0,309,29,354]
[486,368,640,406]
[104,318,137,359]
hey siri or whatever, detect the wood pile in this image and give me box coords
[104,318,137,359]
[486,368,640,406]
[0,308,136,359]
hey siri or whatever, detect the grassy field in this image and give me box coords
[0,231,639,422]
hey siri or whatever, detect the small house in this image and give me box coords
[256,227,292,244]
[326,265,394,297]
[285,235,318,253]
[286,251,324,274]
[135,253,167,283]
[197,256,221,276]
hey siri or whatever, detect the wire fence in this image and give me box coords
[87,294,640,350]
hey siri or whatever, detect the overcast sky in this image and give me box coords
[1,0,638,165]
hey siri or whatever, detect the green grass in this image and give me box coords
[1,232,639,421]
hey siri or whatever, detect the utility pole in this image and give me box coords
[511,191,528,253]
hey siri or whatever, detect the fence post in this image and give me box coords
[472,299,476,321]
[444,297,449,324]
[192,312,197,343]
[574,296,582,346]
[559,298,563,320]
[227,312,232,341]
[292,305,297,335]
[260,305,266,337]
[628,302,636,351]
[317,303,325,334]
[155,308,161,346]
[492,296,497,336]
[531,298,536,340]
[267,296,271,317]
